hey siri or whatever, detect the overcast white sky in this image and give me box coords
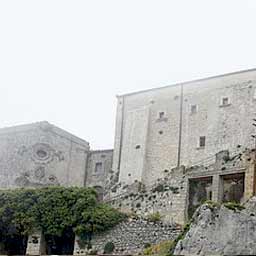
[0,1,256,149]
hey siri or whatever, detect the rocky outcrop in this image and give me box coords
[174,197,256,255]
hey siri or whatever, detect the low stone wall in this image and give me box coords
[88,218,180,255]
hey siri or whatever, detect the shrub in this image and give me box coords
[152,184,165,193]
[224,202,245,212]
[0,187,126,242]
[169,186,179,194]
[143,240,174,256]
[136,202,141,208]
[103,242,115,254]
[143,243,151,249]
[204,200,220,210]
[147,212,161,223]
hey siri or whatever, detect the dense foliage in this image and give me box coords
[0,187,126,242]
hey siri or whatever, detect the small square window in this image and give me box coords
[220,97,230,107]
[159,112,165,119]
[222,97,229,106]
[191,105,197,114]
[95,162,103,173]
[199,136,206,147]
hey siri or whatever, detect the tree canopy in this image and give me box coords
[0,187,125,241]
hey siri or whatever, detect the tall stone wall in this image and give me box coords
[0,121,90,188]
[113,69,256,186]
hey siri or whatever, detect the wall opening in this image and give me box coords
[221,173,245,203]
[199,136,206,148]
[45,229,75,255]
[190,104,197,114]
[159,112,165,119]
[95,162,103,173]
[188,176,213,219]
[0,235,28,255]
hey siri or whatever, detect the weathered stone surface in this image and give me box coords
[0,121,114,191]
[113,69,256,186]
[0,121,90,188]
[88,217,181,255]
[174,197,256,255]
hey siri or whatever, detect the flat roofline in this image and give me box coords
[117,67,256,98]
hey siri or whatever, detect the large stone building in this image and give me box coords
[0,121,113,193]
[2,68,256,255]
[113,69,256,186]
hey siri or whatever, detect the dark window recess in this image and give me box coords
[128,173,131,177]
[95,162,103,173]
[135,145,141,149]
[37,149,47,158]
[159,130,163,135]
[199,136,206,147]
[191,105,197,114]
[159,112,165,119]
[222,97,229,106]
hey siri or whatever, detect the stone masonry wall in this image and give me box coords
[86,150,113,192]
[0,121,90,188]
[74,218,181,255]
[108,166,188,225]
[113,69,256,187]
[108,148,255,226]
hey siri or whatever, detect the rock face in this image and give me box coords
[174,197,256,255]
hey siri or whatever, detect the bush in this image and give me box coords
[204,200,220,210]
[147,212,161,223]
[143,240,174,256]
[143,243,151,249]
[103,242,115,254]
[224,202,245,212]
[0,187,126,242]
[152,184,165,193]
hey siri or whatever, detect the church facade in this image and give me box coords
[0,121,113,195]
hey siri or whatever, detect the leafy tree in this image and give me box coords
[0,186,126,247]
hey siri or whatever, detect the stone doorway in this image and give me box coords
[221,173,245,203]
[188,176,213,219]
[45,230,75,255]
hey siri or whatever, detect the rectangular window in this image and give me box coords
[159,112,165,119]
[191,105,197,114]
[199,136,206,147]
[222,97,229,106]
[95,162,103,173]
